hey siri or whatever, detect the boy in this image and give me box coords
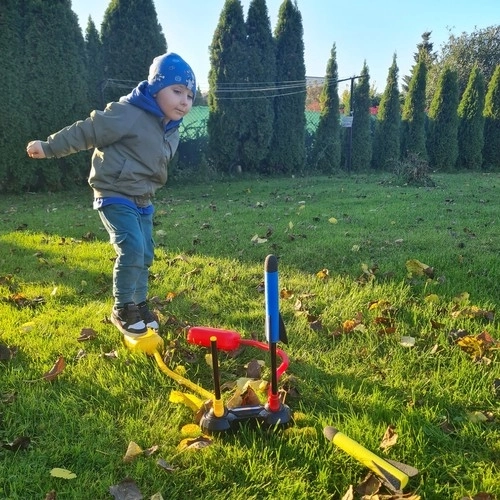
[26,53,196,337]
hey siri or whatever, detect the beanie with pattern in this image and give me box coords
[147,53,196,98]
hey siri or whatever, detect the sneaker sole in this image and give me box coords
[111,313,147,336]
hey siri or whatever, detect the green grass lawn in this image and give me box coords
[0,172,498,499]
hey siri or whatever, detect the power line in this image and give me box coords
[101,75,362,101]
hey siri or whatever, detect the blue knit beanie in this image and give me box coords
[148,53,196,98]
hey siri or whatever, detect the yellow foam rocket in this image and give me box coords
[323,426,419,492]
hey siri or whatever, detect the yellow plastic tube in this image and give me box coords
[153,351,213,401]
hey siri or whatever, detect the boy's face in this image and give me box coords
[155,85,194,122]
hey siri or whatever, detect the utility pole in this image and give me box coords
[339,75,363,174]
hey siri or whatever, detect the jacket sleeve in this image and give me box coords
[41,102,136,159]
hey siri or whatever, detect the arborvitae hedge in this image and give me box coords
[457,65,485,169]
[268,0,306,174]
[310,44,341,173]
[351,62,372,171]
[240,0,276,173]
[10,0,89,192]
[85,18,105,110]
[207,0,248,173]
[0,0,29,191]
[483,64,500,169]
[401,59,428,160]
[427,67,459,171]
[100,0,167,103]
[372,54,401,170]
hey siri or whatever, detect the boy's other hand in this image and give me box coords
[26,140,46,159]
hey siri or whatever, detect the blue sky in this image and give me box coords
[71,0,499,92]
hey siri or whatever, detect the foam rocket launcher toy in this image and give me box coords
[123,254,292,432]
[186,254,292,432]
[323,426,419,493]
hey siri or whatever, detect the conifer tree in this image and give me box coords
[372,54,401,170]
[268,0,306,173]
[22,0,89,191]
[457,65,485,169]
[310,44,341,173]
[401,59,427,160]
[241,0,276,173]
[207,0,247,172]
[85,17,105,110]
[0,0,29,191]
[101,0,166,102]
[427,67,459,171]
[402,32,437,95]
[483,64,500,169]
[351,62,372,171]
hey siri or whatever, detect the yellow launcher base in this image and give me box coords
[123,329,164,355]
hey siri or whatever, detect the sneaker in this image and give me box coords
[137,301,159,330]
[111,303,147,336]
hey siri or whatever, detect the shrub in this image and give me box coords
[390,152,435,186]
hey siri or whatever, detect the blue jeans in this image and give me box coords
[98,204,154,307]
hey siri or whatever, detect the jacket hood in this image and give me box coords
[120,81,182,131]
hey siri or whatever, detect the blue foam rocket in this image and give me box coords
[264,254,288,345]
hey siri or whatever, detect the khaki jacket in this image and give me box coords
[41,101,179,203]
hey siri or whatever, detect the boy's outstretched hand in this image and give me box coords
[26,140,46,159]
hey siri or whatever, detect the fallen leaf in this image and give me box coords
[74,349,86,361]
[235,377,267,393]
[43,356,65,381]
[341,485,354,500]
[102,350,118,359]
[178,435,213,451]
[492,378,500,398]
[44,490,57,500]
[251,234,267,244]
[460,493,495,500]
[144,444,159,457]
[355,472,381,496]
[123,441,143,463]
[456,335,485,359]
[156,458,178,472]
[151,492,165,500]
[1,392,17,404]
[453,291,470,304]
[240,385,262,406]
[50,468,77,479]
[0,342,13,361]
[2,435,31,451]
[379,425,398,450]
[406,259,434,278]
[369,300,392,311]
[400,336,416,347]
[204,353,213,367]
[77,328,97,342]
[169,390,204,412]
[466,411,490,424]
[109,478,143,499]
[316,268,329,280]
[245,359,263,379]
